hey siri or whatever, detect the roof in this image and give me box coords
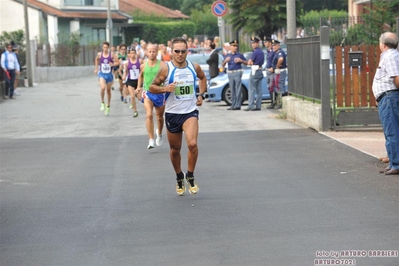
[119,0,189,19]
[25,0,130,20]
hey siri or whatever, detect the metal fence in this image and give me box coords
[300,16,377,46]
[286,36,321,101]
[36,44,100,67]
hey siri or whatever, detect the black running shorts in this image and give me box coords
[165,110,199,133]
[126,79,138,88]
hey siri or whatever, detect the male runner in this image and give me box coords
[94,41,119,115]
[137,44,166,149]
[149,37,207,196]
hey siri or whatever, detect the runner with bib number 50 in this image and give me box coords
[149,37,207,196]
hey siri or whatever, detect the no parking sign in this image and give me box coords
[211,1,228,17]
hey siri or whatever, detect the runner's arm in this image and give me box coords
[94,52,100,74]
[121,61,127,80]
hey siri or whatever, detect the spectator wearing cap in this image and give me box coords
[271,39,287,109]
[264,37,276,109]
[206,42,219,81]
[222,40,248,110]
[1,42,20,99]
[245,37,265,111]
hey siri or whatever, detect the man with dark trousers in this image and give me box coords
[206,42,219,81]
[222,40,247,110]
[271,39,287,109]
[245,37,265,111]
[264,37,276,109]
[373,32,399,175]
[1,43,20,99]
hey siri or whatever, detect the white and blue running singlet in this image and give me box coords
[164,60,198,114]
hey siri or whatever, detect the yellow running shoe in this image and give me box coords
[104,106,110,116]
[186,176,199,195]
[176,178,186,196]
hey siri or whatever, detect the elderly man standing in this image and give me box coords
[245,37,265,111]
[373,32,399,175]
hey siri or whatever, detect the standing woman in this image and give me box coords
[122,47,141,118]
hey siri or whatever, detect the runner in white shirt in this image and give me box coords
[149,37,207,196]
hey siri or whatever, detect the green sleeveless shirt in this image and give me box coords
[143,60,161,91]
[118,53,127,60]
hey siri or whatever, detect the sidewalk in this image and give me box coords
[321,131,386,159]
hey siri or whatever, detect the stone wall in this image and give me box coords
[34,66,94,83]
[283,96,322,132]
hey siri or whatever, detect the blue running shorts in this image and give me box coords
[98,72,114,83]
[141,90,165,107]
[165,110,199,133]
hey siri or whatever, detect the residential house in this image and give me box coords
[348,0,372,18]
[0,0,188,48]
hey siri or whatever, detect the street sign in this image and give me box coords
[218,17,222,27]
[211,1,228,17]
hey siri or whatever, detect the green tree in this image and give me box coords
[190,4,219,37]
[300,0,347,11]
[0,30,25,50]
[226,0,303,39]
[180,0,214,15]
[348,0,399,45]
[149,0,182,10]
[149,0,214,16]
[52,32,81,66]
[0,29,26,67]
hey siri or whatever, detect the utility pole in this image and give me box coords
[286,0,296,39]
[106,0,113,47]
[23,0,33,86]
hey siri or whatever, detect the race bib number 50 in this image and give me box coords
[174,85,194,100]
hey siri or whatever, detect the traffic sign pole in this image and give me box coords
[211,1,228,46]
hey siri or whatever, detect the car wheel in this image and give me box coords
[241,86,248,104]
[223,85,247,106]
[222,85,233,106]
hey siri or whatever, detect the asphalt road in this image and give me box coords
[1,77,398,266]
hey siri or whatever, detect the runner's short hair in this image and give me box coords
[102,41,110,47]
[171,37,188,48]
